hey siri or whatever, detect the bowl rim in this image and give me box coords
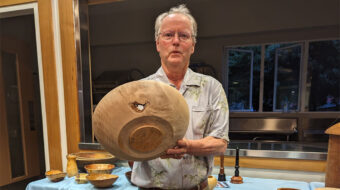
[84,163,115,172]
[74,152,115,161]
[86,173,119,181]
[45,170,66,176]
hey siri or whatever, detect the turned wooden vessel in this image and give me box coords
[231,147,243,184]
[231,176,243,184]
[66,154,78,177]
[92,80,189,161]
[325,122,340,188]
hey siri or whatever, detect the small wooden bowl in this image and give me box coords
[86,173,119,188]
[84,163,115,174]
[75,173,88,184]
[74,152,116,172]
[45,170,66,182]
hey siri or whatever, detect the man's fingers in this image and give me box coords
[160,153,184,159]
[177,139,187,146]
[166,148,187,155]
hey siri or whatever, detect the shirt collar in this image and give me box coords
[155,67,202,87]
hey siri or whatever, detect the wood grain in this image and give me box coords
[129,126,163,152]
[0,37,43,184]
[37,0,62,170]
[15,39,41,181]
[93,80,189,160]
[0,0,36,7]
[214,156,326,172]
[325,122,340,135]
[325,136,340,187]
[3,38,41,182]
[0,45,12,187]
[58,0,80,154]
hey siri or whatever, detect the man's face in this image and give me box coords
[156,14,195,71]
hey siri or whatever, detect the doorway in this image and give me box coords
[0,6,45,187]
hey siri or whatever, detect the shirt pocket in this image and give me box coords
[191,106,213,138]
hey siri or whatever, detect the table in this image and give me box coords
[26,167,135,190]
[309,182,326,190]
[26,167,324,190]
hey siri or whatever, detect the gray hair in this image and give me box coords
[154,4,197,43]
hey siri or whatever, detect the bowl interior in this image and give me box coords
[46,170,63,175]
[75,152,114,160]
[84,163,115,174]
[87,173,118,180]
[74,152,116,172]
[45,170,66,182]
[85,163,115,170]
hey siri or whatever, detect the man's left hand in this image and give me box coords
[160,139,191,159]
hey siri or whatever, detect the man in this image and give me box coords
[131,4,229,190]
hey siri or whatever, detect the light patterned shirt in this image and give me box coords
[131,67,229,189]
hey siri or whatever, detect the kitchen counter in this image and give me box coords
[79,141,328,160]
[226,141,327,160]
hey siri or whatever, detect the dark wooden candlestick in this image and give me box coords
[231,147,243,184]
[218,155,226,181]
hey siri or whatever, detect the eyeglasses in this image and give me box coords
[159,31,193,42]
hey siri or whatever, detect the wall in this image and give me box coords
[88,0,339,80]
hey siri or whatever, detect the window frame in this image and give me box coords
[225,48,254,112]
[223,39,339,114]
[273,43,303,112]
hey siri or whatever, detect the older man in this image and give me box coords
[131,4,229,190]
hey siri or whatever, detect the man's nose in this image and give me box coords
[172,33,180,44]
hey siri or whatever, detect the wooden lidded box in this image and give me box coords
[325,122,340,188]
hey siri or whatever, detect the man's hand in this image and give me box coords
[160,139,191,159]
[160,137,227,159]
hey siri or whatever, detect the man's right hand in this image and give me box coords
[160,145,185,159]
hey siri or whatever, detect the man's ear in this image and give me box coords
[191,42,195,54]
[156,40,160,52]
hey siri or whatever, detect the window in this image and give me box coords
[225,40,339,113]
[307,40,340,111]
[225,46,261,111]
[270,43,302,112]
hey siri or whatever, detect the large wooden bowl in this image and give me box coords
[74,152,116,172]
[92,80,189,161]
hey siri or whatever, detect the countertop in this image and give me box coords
[79,141,328,160]
[226,141,327,160]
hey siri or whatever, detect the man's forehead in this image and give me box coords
[163,13,190,23]
[161,14,191,29]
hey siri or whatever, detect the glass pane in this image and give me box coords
[307,40,340,111]
[227,46,261,112]
[1,51,26,178]
[274,45,301,111]
[228,49,251,111]
[263,43,296,111]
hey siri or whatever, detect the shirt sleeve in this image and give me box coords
[206,79,230,142]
